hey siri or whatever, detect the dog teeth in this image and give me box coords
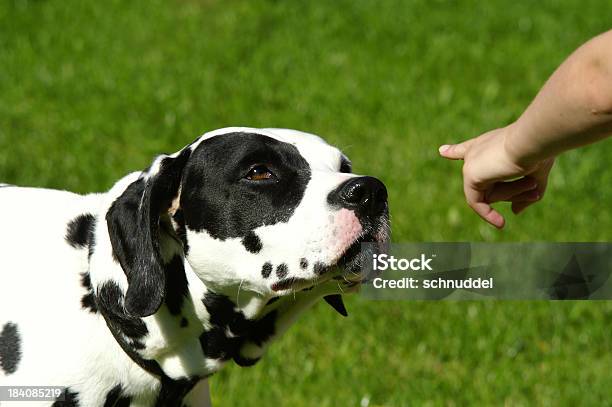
[323,295,348,317]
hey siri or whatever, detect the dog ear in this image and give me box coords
[106,148,192,317]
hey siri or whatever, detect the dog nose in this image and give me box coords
[330,176,388,218]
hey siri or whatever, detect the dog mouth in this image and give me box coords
[334,228,388,282]
[268,235,378,293]
[270,215,390,293]
[271,277,314,292]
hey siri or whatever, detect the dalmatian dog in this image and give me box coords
[0,127,389,406]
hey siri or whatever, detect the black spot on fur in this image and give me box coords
[103,385,131,407]
[261,262,272,278]
[98,283,165,377]
[181,133,311,240]
[202,293,250,336]
[52,388,80,406]
[300,258,308,269]
[172,209,189,255]
[276,263,288,278]
[80,272,98,313]
[197,292,281,368]
[87,219,97,259]
[155,375,199,407]
[164,255,189,315]
[98,282,149,339]
[0,322,21,375]
[232,310,277,366]
[199,327,240,360]
[199,292,277,363]
[244,310,277,346]
[241,231,263,253]
[65,213,96,249]
[180,318,189,328]
[314,262,327,276]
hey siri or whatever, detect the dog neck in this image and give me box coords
[89,209,269,380]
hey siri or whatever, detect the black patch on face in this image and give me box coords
[0,322,21,375]
[172,209,189,255]
[181,133,311,240]
[261,262,272,278]
[155,375,199,407]
[300,258,308,269]
[103,385,131,407]
[65,213,96,249]
[276,263,288,278]
[314,262,327,276]
[180,317,189,328]
[80,272,98,313]
[241,231,262,253]
[164,255,189,315]
[52,388,80,406]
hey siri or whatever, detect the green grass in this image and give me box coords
[1,0,611,405]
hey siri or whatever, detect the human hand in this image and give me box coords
[439,125,555,228]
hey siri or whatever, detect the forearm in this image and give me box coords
[506,30,612,164]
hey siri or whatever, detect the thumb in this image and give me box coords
[438,140,472,160]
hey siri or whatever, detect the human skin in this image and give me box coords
[439,29,612,228]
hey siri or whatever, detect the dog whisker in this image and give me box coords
[236,279,244,308]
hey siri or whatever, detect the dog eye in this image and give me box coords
[245,165,275,181]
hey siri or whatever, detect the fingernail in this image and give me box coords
[438,145,450,154]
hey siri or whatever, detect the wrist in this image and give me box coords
[502,122,529,168]
[502,120,546,168]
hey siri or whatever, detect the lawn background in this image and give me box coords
[1,0,611,405]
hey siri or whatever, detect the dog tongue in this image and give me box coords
[323,295,348,317]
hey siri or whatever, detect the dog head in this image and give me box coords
[107,128,389,316]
